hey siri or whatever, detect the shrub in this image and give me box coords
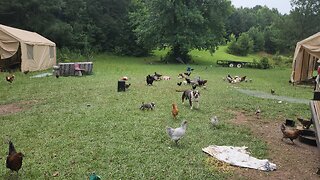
[227,33,253,56]
[272,53,292,68]
[258,57,271,69]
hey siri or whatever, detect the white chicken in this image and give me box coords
[210,116,218,127]
[166,120,188,145]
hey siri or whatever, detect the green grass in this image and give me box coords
[153,46,262,65]
[0,49,313,179]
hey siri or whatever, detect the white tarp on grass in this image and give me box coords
[202,145,276,171]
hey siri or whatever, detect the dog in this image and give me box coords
[140,102,156,110]
[181,90,200,109]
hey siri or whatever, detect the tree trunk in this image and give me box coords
[167,44,190,64]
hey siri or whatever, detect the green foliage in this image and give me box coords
[247,27,265,52]
[272,53,292,68]
[226,5,281,38]
[56,48,91,63]
[227,33,253,56]
[0,0,146,57]
[258,57,271,69]
[131,0,232,63]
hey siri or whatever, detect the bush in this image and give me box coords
[272,53,292,68]
[56,48,91,63]
[227,33,253,56]
[258,57,271,69]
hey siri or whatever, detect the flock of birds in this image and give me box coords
[139,69,216,146]
[1,68,313,176]
[224,74,312,145]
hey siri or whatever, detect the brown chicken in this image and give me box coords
[297,117,312,129]
[172,103,179,119]
[280,124,301,144]
[6,141,24,173]
[5,75,15,83]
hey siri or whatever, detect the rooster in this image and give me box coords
[6,75,15,83]
[146,75,155,85]
[166,120,187,145]
[297,117,312,129]
[210,116,218,127]
[172,103,179,119]
[6,141,24,173]
[280,124,301,144]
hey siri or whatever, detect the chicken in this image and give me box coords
[196,79,207,87]
[271,89,275,95]
[210,116,218,127]
[185,78,191,84]
[297,117,312,129]
[6,141,24,173]
[6,75,15,83]
[255,107,261,117]
[125,83,131,89]
[240,76,247,82]
[166,120,188,145]
[121,76,128,81]
[183,72,191,76]
[172,103,179,119]
[280,124,301,144]
[177,82,182,86]
[146,75,155,85]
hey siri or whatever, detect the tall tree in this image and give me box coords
[131,0,232,63]
[288,0,320,41]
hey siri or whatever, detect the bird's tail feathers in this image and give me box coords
[8,141,16,155]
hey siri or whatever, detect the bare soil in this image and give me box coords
[229,111,320,180]
[0,100,37,115]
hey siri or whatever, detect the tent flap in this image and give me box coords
[291,32,320,83]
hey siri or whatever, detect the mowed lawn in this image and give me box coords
[0,49,313,179]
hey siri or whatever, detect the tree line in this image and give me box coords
[0,0,319,62]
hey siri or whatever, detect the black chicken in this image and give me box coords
[146,75,155,85]
[271,89,275,95]
[125,83,131,89]
[6,141,24,173]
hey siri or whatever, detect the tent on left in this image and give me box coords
[0,24,56,72]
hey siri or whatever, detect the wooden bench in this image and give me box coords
[310,100,320,149]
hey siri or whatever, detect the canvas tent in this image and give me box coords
[0,24,56,72]
[291,32,320,83]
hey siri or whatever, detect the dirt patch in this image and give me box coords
[0,100,38,115]
[228,111,320,180]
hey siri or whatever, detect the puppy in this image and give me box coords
[182,90,200,109]
[140,102,155,110]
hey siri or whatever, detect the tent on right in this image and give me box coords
[291,32,320,84]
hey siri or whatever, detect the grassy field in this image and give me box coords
[0,49,313,179]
